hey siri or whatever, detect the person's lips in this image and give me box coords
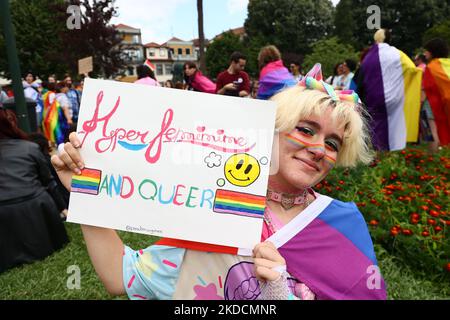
[294,157,320,171]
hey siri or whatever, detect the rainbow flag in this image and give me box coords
[355,43,422,151]
[42,91,67,145]
[423,58,450,145]
[257,60,297,100]
[213,189,266,218]
[71,168,102,195]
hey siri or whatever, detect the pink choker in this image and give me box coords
[266,188,312,210]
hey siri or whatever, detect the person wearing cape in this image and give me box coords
[257,45,297,100]
[52,63,387,300]
[354,29,422,151]
[422,38,450,146]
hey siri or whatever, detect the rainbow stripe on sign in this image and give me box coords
[71,168,102,195]
[213,189,266,219]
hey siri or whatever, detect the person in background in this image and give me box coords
[257,45,297,100]
[174,81,185,90]
[326,63,344,88]
[0,108,69,273]
[183,62,216,94]
[48,74,57,84]
[135,65,160,87]
[164,80,174,88]
[0,86,8,107]
[216,52,250,97]
[55,82,73,128]
[414,54,427,71]
[353,28,422,151]
[335,59,356,90]
[413,52,438,152]
[250,79,259,99]
[28,133,70,219]
[422,38,450,147]
[64,74,81,124]
[289,61,303,82]
[23,72,39,102]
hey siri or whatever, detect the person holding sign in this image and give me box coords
[51,64,386,300]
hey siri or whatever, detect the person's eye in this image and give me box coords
[296,126,315,136]
[325,139,340,152]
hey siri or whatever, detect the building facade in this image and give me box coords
[114,24,145,82]
[144,42,173,85]
[143,37,202,85]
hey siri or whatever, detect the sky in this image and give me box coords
[111,0,340,45]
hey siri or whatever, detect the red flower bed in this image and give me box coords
[317,146,450,279]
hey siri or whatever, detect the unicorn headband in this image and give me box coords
[299,63,361,107]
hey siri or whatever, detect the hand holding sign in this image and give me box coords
[64,78,276,250]
[51,133,85,191]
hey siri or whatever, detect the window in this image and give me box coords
[136,50,142,60]
[186,48,190,55]
[127,67,134,76]
[159,48,166,57]
[165,64,172,75]
[156,64,163,76]
[132,35,140,43]
[149,49,155,57]
[177,48,182,55]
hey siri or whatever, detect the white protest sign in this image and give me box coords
[67,78,276,249]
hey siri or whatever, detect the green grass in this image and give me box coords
[1,222,449,299]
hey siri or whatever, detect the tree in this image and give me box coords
[0,0,125,80]
[338,0,450,55]
[303,37,359,77]
[57,0,125,78]
[0,0,68,78]
[423,19,450,46]
[197,0,206,73]
[244,0,334,56]
[334,0,357,47]
[205,32,245,80]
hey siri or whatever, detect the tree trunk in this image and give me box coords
[197,0,206,73]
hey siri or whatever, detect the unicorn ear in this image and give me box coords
[299,63,323,86]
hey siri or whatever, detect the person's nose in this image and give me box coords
[307,143,326,161]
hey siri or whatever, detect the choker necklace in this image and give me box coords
[266,188,312,210]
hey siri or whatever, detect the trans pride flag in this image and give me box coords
[423,58,450,145]
[42,91,68,145]
[356,43,422,151]
[257,60,297,100]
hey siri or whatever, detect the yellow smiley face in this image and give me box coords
[224,154,260,187]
